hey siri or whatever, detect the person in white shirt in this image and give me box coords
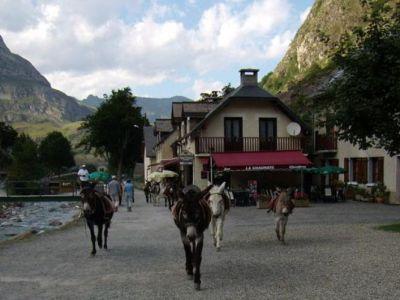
[77,164,90,188]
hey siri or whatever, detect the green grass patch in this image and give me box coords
[376,223,400,233]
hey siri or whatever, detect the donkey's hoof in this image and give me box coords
[91,251,96,257]
[104,245,108,250]
[194,283,201,291]
[216,247,221,252]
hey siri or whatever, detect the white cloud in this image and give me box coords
[0,0,295,99]
[192,79,224,99]
[265,30,294,59]
[47,69,168,99]
[300,6,311,23]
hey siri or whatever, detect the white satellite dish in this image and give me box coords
[287,122,301,136]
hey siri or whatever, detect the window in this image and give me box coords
[372,157,384,183]
[224,118,243,151]
[224,118,242,139]
[259,118,277,150]
[346,157,382,184]
[353,158,368,184]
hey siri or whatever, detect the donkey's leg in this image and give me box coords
[104,221,110,250]
[97,224,103,248]
[216,218,223,251]
[210,218,217,247]
[88,221,97,256]
[181,233,193,277]
[281,217,288,244]
[275,217,281,241]
[194,235,204,290]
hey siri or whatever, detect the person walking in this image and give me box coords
[123,179,134,212]
[77,164,90,189]
[107,176,121,212]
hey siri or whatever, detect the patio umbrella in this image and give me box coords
[89,171,111,182]
[317,166,345,175]
[161,170,179,178]
[148,171,164,182]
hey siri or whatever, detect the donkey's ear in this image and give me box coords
[218,182,226,194]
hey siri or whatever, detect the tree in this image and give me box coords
[8,134,43,180]
[78,87,145,179]
[0,122,18,169]
[38,131,75,174]
[317,1,400,155]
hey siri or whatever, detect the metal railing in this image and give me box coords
[195,137,305,153]
[0,180,80,202]
[315,134,338,152]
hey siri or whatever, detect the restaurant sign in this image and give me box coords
[245,166,275,170]
[179,151,194,165]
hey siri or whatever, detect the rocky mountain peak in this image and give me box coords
[0,35,93,123]
[0,35,10,52]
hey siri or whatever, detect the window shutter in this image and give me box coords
[377,157,384,183]
[344,158,349,182]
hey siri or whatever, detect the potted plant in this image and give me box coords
[374,182,389,204]
[293,190,310,207]
[345,183,357,200]
[257,193,270,209]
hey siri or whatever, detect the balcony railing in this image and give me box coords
[315,134,338,152]
[195,137,305,153]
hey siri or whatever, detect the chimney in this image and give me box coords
[239,68,259,86]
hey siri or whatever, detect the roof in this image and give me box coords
[143,126,157,158]
[154,119,173,133]
[172,103,183,119]
[187,84,311,137]
[212,151,312,170]
[182,102,217,116]
[172,101,217,123]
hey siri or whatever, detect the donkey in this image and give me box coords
[172,185,212,290]
[206,182,230,251]
[268,189,295,244]
[80,187,114,256]
[163,180,179,210]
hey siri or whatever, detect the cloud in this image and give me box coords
[265,30,294,59]
[300,6,311,23]
[192,79,224,99]
[46,69,168,99]
[0,0,296,99]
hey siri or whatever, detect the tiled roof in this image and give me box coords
[154,119,173,133]
[182,102,217,116]
[143,126,157,158]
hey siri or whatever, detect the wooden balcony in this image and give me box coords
[195,137,305,153]
[315,134,338,152]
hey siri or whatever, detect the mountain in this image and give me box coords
[261,0,397,103]
[82,95,192,122]
[0,35,93,123]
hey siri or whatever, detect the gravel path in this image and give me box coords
[1,191,400,299]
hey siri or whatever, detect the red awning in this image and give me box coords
[199,157,209,165]
[211,151,311,170]
[161,158,180,167]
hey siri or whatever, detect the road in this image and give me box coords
[1,191,400,299]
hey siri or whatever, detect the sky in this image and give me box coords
[0,0,313,100]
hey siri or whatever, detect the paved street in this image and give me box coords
[1,191,400,299]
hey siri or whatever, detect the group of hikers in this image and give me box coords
[77,164,135,212]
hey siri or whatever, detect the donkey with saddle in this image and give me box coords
[172,185,212,290]
[267,188,295,244]
[80,186,115,256]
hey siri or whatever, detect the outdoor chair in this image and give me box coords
[321,186,336,202]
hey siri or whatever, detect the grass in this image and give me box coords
[376,223,400,233]
[11,120,107,166]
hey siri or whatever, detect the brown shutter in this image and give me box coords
[377,157,384,183]
[344,158,349,182]
[329,159,339,183]
[361,158,368,184]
